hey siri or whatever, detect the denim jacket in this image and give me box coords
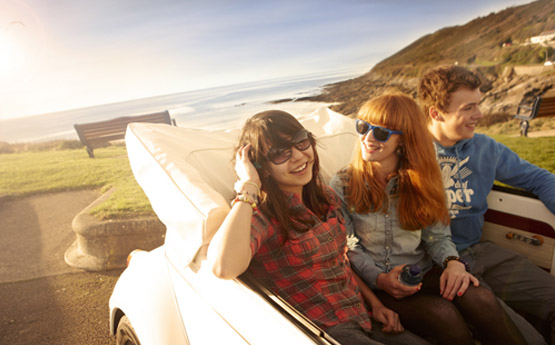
[329,172,458,290]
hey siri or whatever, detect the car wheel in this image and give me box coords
[116,315,142,345]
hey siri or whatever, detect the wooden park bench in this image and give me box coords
[513,95,555,136]
[74,110,176,158]
[514,95,555,120]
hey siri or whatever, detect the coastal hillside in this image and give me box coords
[304,0,555,126]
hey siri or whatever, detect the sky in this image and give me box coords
[0,0,535,120]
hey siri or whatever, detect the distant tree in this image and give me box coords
[539,47,554,62]
[502,37,513,46]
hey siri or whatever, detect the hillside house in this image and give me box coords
[531,29,555,44]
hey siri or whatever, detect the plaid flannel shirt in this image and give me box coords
[248,187,372,332]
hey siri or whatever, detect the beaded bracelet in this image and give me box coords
[234,180,261,196]
[231,194,258,212]
[442,256,469,271]
[243,181,260,195]
[238,190,259,204]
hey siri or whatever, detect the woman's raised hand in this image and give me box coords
[235,144,261,186]
[376,265,421,299]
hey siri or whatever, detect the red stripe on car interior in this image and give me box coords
[484,209,555,238]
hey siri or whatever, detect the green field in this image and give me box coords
[1,135,553,220]
[489,135,555,174]
[0,144,155,219]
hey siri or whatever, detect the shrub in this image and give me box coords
[502,45,547,65]
[0,139,85,154]
[0,142,14,154]
[480,113,511,126]
[57,140,84,150]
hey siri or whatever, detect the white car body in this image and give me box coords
[109,107,555,345]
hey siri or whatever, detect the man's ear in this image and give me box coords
[429,107,444,121]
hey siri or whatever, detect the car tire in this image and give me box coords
[116,315,142,345]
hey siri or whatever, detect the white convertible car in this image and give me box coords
[109,108,555,345]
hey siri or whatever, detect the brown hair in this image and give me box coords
[417,65,481,120]
[236,110,331,240]
[345,93,449,230]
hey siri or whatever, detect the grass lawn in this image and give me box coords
[1,135,553,220]
[0,144,154,219]
[489,135,555,173]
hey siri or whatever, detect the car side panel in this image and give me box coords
[167,263,253,345]
[167,253,326,345]
[484,189,555,275]
[109,247,189,345]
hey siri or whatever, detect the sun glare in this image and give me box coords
[0,27,25,78]
[0,2,45,95]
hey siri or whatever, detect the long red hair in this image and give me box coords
[346,93,449,230]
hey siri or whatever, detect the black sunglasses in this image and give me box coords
[268,129,312,165]
[355,119,402,142]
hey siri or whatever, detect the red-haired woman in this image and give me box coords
[330,93,526,345]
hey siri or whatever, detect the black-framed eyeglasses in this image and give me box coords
[268,129,312,165]
[355,119,402,142]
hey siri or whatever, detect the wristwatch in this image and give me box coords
[443,256,469,271]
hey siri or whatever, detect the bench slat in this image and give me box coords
[536,97,555,118]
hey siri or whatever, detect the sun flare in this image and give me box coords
[0,28,25,78]
[0,1,45,94]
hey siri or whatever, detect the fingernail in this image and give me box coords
[457,292,462,296]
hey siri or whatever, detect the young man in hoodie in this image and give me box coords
[418,65,555,345]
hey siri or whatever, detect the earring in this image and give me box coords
[396,145,405,157]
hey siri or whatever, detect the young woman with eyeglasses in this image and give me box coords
[208,110,436,345]
[329,93,527,345]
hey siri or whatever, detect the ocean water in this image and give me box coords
[0,69,364,144]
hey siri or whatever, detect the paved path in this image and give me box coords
[0,190,124,345]
[527,129,555,137]
[0,190,99,283]
[510,129,555,138]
